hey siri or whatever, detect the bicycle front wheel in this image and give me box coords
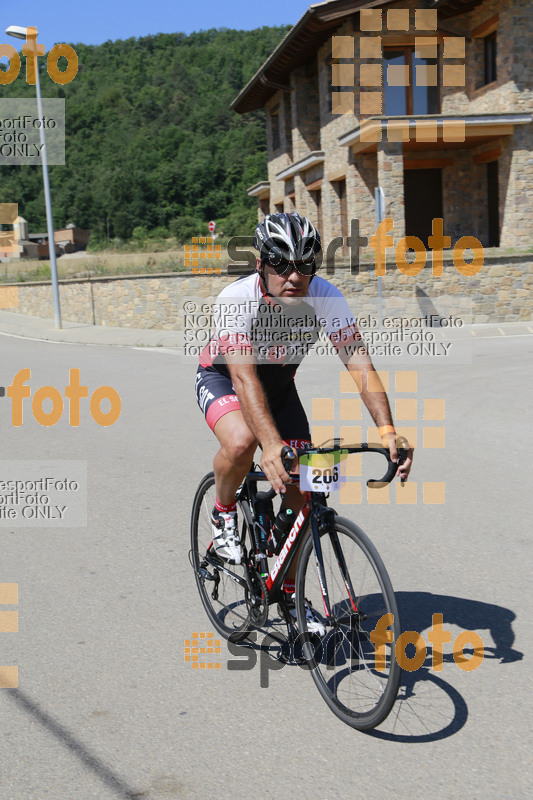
[190,472,252,641]
[295,517,402,730]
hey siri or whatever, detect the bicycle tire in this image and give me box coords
[295,517,402,730]
[190,472,253,642]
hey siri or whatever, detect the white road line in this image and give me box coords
[0,329,531,350]
[131,347,180,354]
[0,330,178,351]
[472,334,533,339]
[0,330,82,346]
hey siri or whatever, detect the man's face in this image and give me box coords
[257,258,312,303]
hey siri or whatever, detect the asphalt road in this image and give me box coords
[0,330,531,799]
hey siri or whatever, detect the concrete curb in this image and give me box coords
[0,309,531,350]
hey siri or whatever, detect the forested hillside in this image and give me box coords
[0,26,289,243]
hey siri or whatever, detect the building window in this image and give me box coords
[472,16,498,89]
[270,105,280,151]
[285,192,296,211]
[283,93,293,160]
[484,32,497,85]
[310,190,323,233]
[333,179,348,247]
[383,46,439,115]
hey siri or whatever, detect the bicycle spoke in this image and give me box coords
[296,518,401,730]
[191,473,252,640]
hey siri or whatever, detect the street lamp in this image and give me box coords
[6,24,62,328]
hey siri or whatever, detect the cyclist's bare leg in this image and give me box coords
[213,410,257,506]
[213,412,304,580]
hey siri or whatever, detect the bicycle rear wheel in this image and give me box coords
[190,472,253,641]
[295,517,401,730]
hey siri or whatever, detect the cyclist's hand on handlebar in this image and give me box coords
[260,441,294,494]
[386,434,414,483]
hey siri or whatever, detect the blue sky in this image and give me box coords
[2,0,313,48]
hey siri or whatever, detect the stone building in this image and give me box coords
[232,0,532,255]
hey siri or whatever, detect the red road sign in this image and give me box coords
[208,221,216,233]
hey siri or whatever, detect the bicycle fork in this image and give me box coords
[310,505,360,625]
[310,504,335,621]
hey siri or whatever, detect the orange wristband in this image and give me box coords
[379,425,396,446]
[378,425,396,437]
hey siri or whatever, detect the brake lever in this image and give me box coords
[281,444,297,476]
[367,446,409,489]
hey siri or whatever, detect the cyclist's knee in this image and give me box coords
[222,433,256,467]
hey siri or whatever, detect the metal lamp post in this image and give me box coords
[6,25,62,328]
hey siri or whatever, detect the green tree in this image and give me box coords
[0,26,289,239]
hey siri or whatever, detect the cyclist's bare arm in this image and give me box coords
[226,357,290,494]
[337,344,414,481]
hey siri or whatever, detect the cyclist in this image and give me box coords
[195,212,413,630]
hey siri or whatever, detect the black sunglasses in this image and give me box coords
[264,258,316,276]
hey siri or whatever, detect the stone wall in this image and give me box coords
[377,142,405,243]
[4,256,532,328]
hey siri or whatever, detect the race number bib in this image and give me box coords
[299,451,346,492]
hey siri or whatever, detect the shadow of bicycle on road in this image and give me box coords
[241,590,522,742]
[395,591,522,664]
[367,591,522,742]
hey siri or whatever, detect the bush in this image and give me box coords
[169,215,206,244]
[87,232,108,253]
[131,225,169,244]
[220,206,258,239]
[131,225,149,246]
[148,226,170,240]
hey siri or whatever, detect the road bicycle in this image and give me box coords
[190,442,407,730]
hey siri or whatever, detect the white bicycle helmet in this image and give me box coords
[253,212,322,268]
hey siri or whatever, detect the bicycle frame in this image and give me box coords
[192,443,406,730]
[237,467,355,620]
[201,443,405,630]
